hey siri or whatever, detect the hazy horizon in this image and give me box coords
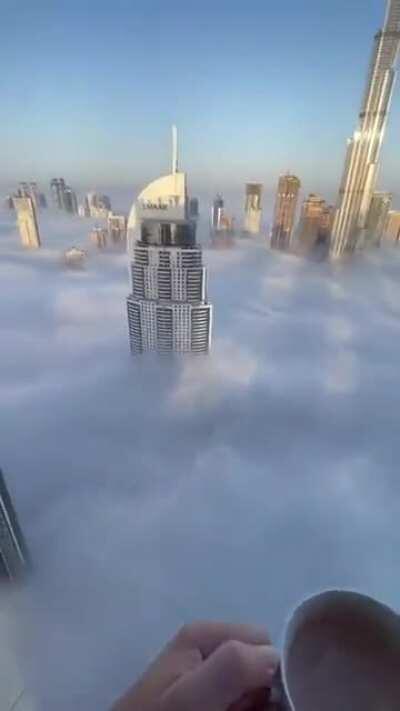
[2,0,400,202]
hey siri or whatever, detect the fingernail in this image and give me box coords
[259,645,280,677]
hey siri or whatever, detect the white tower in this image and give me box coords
[126,130,212,354]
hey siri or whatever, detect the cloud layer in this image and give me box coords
[1,210,400,710]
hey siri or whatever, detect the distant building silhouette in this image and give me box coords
[243,183,262,235]
[211,194,224,231]
[83,192,112,219]
[90,226,108,248]
[13,197,41,249]
[296,194,333,257]
[189,197,199,218]
[50,178,78,214]
[107,213,127,244]
[271,174,301,251]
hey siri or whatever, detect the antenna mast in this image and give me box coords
[172,125,179,174]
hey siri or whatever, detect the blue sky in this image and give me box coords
[1,0,399,202]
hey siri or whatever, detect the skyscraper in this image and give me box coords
[13,196,41,249]
[108,213,127,244]
[50,178,67,210]
[296,194,328,255]
[0,470,30,582]
[385,210,400,241]
[50,178,78,214]
[330,0,400,258]
[189,197,199,219]
[271,174,301,251]
[365,192,392,246]
[243,183,263,234]
[211,194,224,231]
[17,183,46,209]
[85,192,112,218]
[126,128,212,355]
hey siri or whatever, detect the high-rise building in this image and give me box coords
[13,196,41,249]
[108,213,127,244]
[330,0,400,258]
[243,183,263,234]
[63,186,78,215]
[365,192,392,246]
[271,174,301,250]
[189,197,199,219]
[296,194,328,255]
[50,178,67,210]
[84,192,112,219]
[126,128,212,355]
[50,178,78,214]
[385,210,400,241]
[211,194,224,231]
[90,226,108,248]
[0,470,30,583]
[17,183,46,209]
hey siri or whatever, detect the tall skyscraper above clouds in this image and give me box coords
[330,0,400,258]
[13,197,41,249]
[271,174,301,251]
[126,128,212,355]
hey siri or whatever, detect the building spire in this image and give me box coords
[172,125,179,174]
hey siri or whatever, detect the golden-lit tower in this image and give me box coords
[330,0,400,258]
[243,183,263,234]
[13,196,41,249]
[271,174,301,250]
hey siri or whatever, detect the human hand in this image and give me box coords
[111,621,280,711]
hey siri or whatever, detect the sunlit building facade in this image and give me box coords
[243,183,262,234]
[385,210,400,241]
[13,197,41,249]
[271,174,301,250]
[330,0,400,258]
[127,129,212,355]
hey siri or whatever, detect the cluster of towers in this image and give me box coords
[211,0,400,259]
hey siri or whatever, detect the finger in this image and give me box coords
[229,687,271,711]
[171,621,271,658]
[162,641,280,711]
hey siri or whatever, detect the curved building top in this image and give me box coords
[128,171,187,230]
